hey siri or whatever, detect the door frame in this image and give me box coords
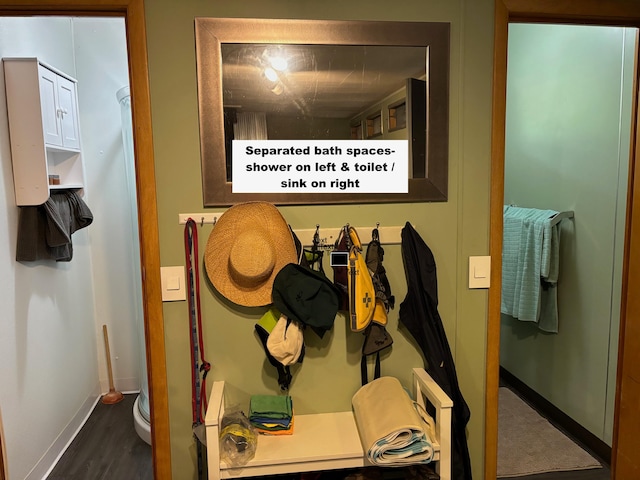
[0,1,170,479]
[487,1,640,479]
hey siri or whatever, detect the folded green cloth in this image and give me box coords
[249,395,293,420]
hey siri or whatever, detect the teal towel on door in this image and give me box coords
[501,206,560,331]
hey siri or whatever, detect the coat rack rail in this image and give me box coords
[179,212,225,226]
[178,213,405,246]
[294,225,403,247]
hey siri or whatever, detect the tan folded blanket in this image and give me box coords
[352,376,434,466]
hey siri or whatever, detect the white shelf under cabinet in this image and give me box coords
[3,57,85,206]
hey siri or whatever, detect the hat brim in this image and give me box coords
[204,202,297,307]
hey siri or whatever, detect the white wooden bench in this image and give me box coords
[205,368,452,480]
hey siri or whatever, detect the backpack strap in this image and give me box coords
[331,225,351,311]
[366,231,395,312]
[360,229,395,384]
[304,225,326,275]
[289,225,310,268]
[361,351,382,386]
[254,322,297,391]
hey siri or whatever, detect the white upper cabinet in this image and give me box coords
[56,74,81,150]
[38,64,81,150]
[3,58,84,206]
[38,65,61,146]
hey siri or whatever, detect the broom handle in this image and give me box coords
[0,404,7,480]
[103,324,116,390]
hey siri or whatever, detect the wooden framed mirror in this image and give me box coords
[195,18,450,206]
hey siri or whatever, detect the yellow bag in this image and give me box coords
[371,298,388,326]
[348,227,376,332]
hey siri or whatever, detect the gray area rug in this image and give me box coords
[497,387,602,477]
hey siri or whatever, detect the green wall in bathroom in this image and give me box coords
[143,1,494,477]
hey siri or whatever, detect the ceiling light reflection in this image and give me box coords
[270,57,288,71]
[264,67,279,82]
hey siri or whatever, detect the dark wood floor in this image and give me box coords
[44,389,610,480]
[46,393,152,480]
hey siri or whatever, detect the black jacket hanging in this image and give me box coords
[399,222,472,480]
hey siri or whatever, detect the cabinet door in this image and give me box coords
[56,75,81,150]
[38,65,63,147]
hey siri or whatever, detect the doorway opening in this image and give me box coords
[497,22,636,479]
[0,14,149,478]
[0,3,169,480]
[488,3,640,479]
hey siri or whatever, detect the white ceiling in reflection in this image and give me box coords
[221,44,426,118]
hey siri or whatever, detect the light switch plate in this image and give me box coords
[468,256,491,289]
[161,266,186,301]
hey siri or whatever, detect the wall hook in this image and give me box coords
[372,223,380,243]
[313,224,321,247]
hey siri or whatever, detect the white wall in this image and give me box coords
[501,24,634,445]
[72,17,140,395]
[0,16,140,480]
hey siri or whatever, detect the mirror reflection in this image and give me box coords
[222,44,424,133]
[221,44,426,180]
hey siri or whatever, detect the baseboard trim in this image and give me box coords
[100,376,140,394]
[499,367,611,466]
[27,386,101,480]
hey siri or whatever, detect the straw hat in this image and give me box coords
[204,202,297,307]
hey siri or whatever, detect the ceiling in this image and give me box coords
[221,43,427,119]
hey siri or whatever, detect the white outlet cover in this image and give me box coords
[161,266,186,301]
[468,256,491,289]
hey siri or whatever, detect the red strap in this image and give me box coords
[184,219,210,424]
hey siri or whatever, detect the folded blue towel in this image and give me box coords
[368,426,434,465]
[249,417,292,431]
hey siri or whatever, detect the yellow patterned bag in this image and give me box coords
[348,227,376,332]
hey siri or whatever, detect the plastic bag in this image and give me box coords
[219,408,257,467]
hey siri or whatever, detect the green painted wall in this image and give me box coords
[501,24,634,445]
[144,1,494,477]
